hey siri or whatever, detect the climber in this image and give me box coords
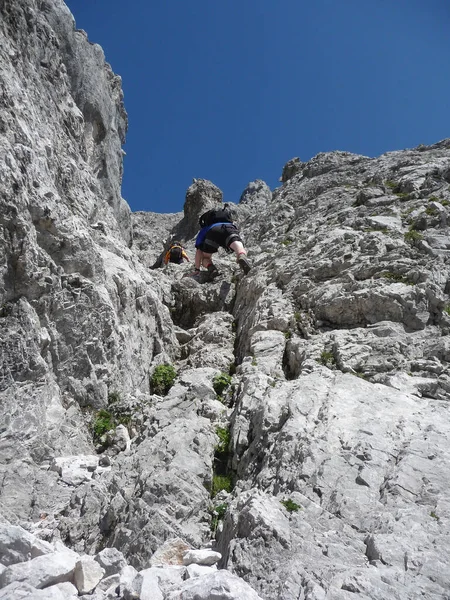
[150,241,190,269]
[163,241,190,265]
[191,205,251,280]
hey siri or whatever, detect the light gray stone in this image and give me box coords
[73,556,105,594]
[165,570,264,600]
[0,525,53,566]
[123,569,163,600]
[182,549,222,566]
[94,547,127,576]
[186,563,217,578]
[0,551,77,590]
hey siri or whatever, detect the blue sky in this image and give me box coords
[65,0,449,214]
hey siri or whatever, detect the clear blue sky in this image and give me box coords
[65,0,449,213]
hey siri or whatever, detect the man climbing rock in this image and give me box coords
[164,241,190,265]
[150,241,190,269]
[191,205,251,280]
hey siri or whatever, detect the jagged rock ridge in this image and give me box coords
[1,1,450,599]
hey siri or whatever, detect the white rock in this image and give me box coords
[0,551,77,590]
[166,570,264,600]
[182,549,222,566]
[186,563,217,578]
[149,538,191,566]
[0,580,67,598]
[54,581,79,599]
[94,547,127,576]
[51,456,99,487]
[0,524,53,566]
[73,555,105,594]
[124,570,163,600]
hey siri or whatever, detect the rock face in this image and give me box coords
[1,2,450,600]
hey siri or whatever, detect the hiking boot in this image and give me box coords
[207,263,220,280]
[237,253,251,275]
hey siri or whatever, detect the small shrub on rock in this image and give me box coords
[210,502,228,534]
[213,373,232,397]
[215,427,230,454]
[319,350,335,367]
[92,409,115,442]
[212,474,233,497]
[281,498,301,512]
[404,229,423,243]
[150,364,176,395]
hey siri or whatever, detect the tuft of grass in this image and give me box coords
[385,180,399,190]
[430,511,439,520]
[108,391,121,404]
[213,373,232,397]
[212,474,233,497]
[284,330,292,339]
[215,427,230,454]
[441,199,449,207]
[150,364,176,395]
[395,192,410,201]
[404,229,423,243]
[319,350,335,367]
[92,409,115,442]
[425,205,438,216]
[251,357,258,367]
[281,498,301,513]
[444,305,450,316]
[382,272,414,285]
[281,238,293,246]
[210,503,228,533]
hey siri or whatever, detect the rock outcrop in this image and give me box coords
[1,1,450,599]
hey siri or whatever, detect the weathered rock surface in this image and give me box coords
[1,1,450,599]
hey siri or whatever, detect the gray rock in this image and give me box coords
[94,547,127,576]
[165,570,264,600]
[2,1,450,599]
[0,525,53,566]
[182,549,222,566]
[0,551,78,590]
[73,556,105,594]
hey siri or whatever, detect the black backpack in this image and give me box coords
[169,245,183,263]
[199,205,233,228]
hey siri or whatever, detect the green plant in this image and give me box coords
[92,409,115,441]
[215,427,230,454]
[150,364,176,395]
[210,503,228,533]
[284,330,292,339]
[212,474,233,497]
[108,391,121,404]
[251,357,258,367]
[228,362,236,376]
[425,205,438,216]
[213,373,232,397]
[382,272,414,285]
[441,199,449,206]
[354,371,368,380]
[294,311,301,322]
[281,238,293,246]
[430,511,439,520]
[385,180,398,190]
[444,305,450,316]
[281,498,301,513]
[319,350,335,367]
[395,192,410,201]
[404,229,423,243]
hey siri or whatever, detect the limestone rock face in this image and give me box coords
[1,1,450,599]
[0,0,176,525]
